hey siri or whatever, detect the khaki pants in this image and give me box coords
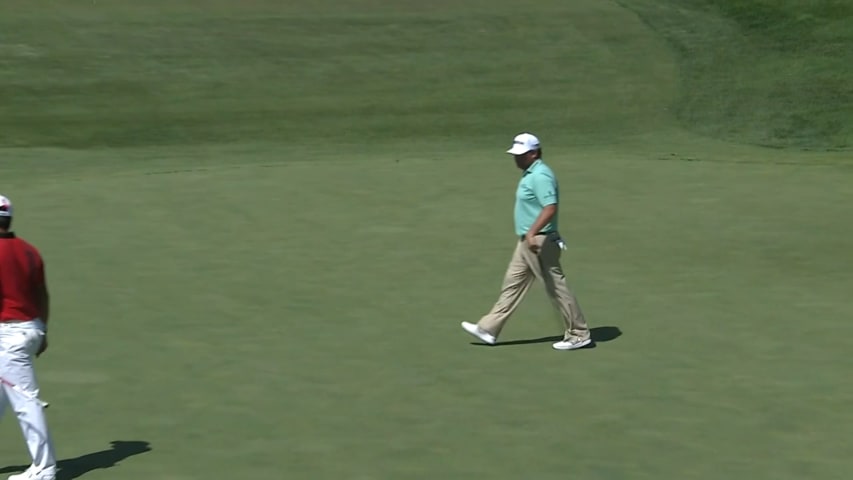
[478,233,589,340]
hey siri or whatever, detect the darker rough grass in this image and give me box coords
[621,0,853,151]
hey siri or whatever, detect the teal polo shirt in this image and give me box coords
[514,159,559,236]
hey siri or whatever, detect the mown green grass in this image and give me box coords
[0,1,851,479]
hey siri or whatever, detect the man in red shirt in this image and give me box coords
[0,195,57,480]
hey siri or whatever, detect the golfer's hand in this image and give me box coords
[36,335,48,358]
[525,233,540,254]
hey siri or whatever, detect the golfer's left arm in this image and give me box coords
[36,264,50,357]
[37,282,49,328]
[526,205,557,241]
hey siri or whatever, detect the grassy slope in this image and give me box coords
[0,0,675,151]
[0,1,851,480]
[620,0,853,151]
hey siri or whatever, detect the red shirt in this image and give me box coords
[0,232,45,322]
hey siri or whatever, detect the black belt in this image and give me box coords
[520,231,554,241]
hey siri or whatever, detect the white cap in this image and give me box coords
[506,132,540,155]
[0,195,11,217]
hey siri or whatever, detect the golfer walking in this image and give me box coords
[0,195,57,480]
[462,133,591,350]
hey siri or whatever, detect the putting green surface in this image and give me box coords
[1,1,851,478]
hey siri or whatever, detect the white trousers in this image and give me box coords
[0,320,56,471]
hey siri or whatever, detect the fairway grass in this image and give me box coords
[1,1,852,479]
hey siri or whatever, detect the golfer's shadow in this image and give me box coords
[0,440,151,479]
[472,325,622,348]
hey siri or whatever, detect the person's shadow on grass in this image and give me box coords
[472,325,622,348]
[0,440,151,479]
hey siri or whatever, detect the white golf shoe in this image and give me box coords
[8,465,56,480]
[461,322,496,345]
[552,336,592,351]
